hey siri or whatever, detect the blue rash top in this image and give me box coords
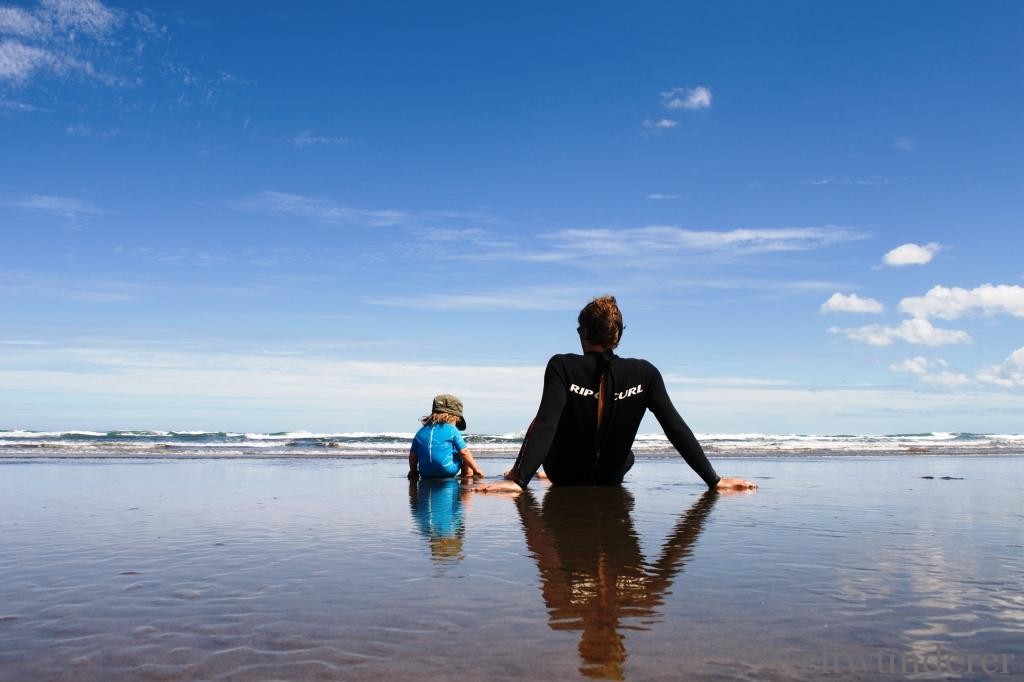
[411,422,468,478]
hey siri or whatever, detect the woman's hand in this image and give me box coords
[715,477,758,491]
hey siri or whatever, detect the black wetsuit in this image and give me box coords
[508,350,720,488]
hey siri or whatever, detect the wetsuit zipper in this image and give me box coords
[593,354,612,481]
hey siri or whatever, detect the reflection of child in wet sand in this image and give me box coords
[408,478,473,563]
[408,394,485,480]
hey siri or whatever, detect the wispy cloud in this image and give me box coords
[892,137,916,151]
[829,319,971,347]
[113,245,231,267]
[662,374,794,388]
[288,130,351,149]
[230,190,487,229]
[899,284,1024,320]
[0,340,546,405]
[803,176,894,187]
[368,285,590,311]
[534,225,868,261]
[0,6,45,37]
[65,123,120,138]
[0,269,276,303]
[660,85,712,110]
[645,193,680,200]
[0,96,43,112]
[1,1,242,116]
[820,292,884,314]
[642,117,677,133]
[0,270,137,302]
[230,190,409,227]
[0,0,126,85]
[9,193,104,219]
[883,242,941,267]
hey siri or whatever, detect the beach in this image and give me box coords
[1,454,1022,680]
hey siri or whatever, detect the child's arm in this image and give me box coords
[459,448,485,477]
[408,449,419,480]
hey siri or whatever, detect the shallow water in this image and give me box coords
[1,456,1022,680]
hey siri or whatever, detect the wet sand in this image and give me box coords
[1,456,1022,680]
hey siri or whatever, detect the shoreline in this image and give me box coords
[3,450,1023,460]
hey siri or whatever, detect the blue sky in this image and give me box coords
[2,0,1023,434]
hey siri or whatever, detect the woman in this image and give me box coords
[478,295,756,492]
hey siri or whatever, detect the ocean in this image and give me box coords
[2,429,1023,458]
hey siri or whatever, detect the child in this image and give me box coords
[408,394,485,479]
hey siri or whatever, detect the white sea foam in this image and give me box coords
[2,429,1022,458]
[0,430,107,438]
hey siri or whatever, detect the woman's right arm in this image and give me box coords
[646,364,757,491]
[504,357,568,488]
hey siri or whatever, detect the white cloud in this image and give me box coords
[882,242,941,266]
[288,130,351,148]
[976,347,1024,388]
[820,292,884,314]
[645,193,680,200]
[660,85,712,110]
[921,372,971,387]
[11,193,103,219]
[230,191,409,227]
[538,225,867,261]
[899,284,1024,320]
[830,319,971,347]
[892,137,916,151]
[889,356,940,375]
[889,356,969,387]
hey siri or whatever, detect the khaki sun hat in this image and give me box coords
[431,394,467,431]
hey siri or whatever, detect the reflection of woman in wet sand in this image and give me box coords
[408,479,474,563]
[516,487,718,680]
